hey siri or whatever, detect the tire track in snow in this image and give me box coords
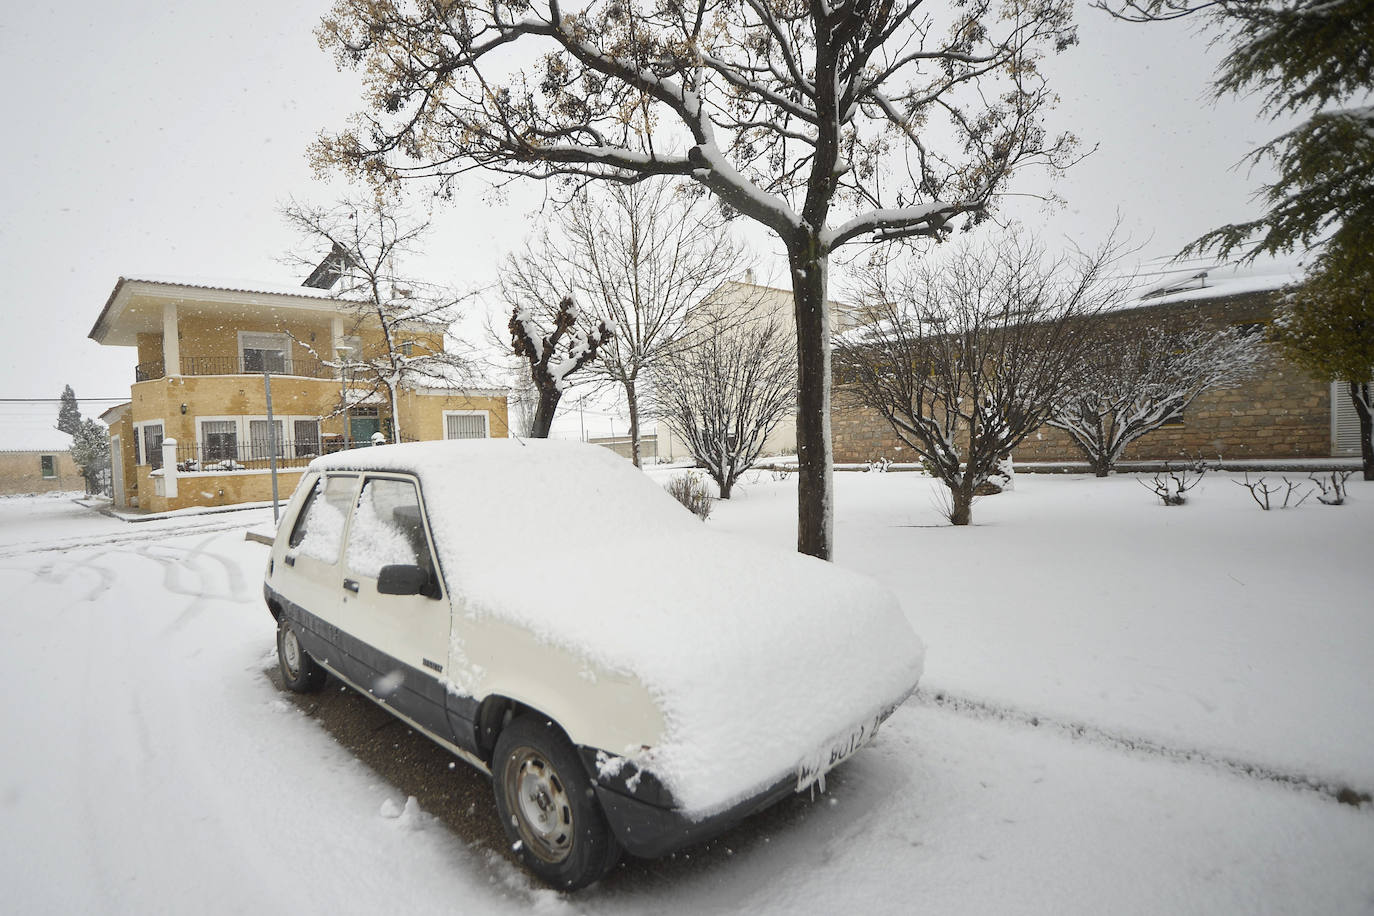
[0,520,255,559]
[910,688,1373,809]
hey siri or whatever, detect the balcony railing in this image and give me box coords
[135,355,339,383]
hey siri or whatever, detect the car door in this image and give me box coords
[280,472,361,673]
[339,474,454,739]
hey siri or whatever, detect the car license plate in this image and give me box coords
[795,711,886,793]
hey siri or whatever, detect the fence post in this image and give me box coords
[161,438,179,499]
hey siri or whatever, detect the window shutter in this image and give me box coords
[1332,382,1371,455]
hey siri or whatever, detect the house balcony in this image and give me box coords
[135,355,339,382]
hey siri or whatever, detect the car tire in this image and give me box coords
[492,715,622,890]
[277,619,326,693]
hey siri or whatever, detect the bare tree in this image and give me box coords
[510,297,614,438]
[654,307,797,499]
[1049,322,1264,476]
[314,0,1084,560]
[282,196,472,442]
[559,180,752,467]
[834,234,1126,525]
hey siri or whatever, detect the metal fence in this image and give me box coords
[170,436,381,473]
[136,355,338,383]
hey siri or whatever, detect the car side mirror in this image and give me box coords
[377,564,433,597]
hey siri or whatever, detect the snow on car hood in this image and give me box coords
[310,439,924,816]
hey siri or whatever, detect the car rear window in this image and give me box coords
[288,474,357,564]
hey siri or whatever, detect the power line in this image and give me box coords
[0,397,129,403]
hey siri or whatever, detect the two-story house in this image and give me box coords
[89,275,508,513]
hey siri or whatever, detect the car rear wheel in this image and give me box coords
[277,619,326,693]
[492,715,621,890]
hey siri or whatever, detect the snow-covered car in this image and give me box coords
[263,439,923,889]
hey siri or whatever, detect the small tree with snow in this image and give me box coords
[834,233,1126,525]
[282,196,473,441]
[70,417,110,495]
[509,298,613,438]
[653,307,796,499]
[1049,322,1264,476]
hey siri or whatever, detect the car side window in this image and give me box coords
[288,474,356,564]
[345,477,436,583]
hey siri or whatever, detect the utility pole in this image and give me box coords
[264,371,280,523]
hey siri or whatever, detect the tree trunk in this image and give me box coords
[625,378,641,468]
[530,386,561,439]
[388,385,402,443]
[788,240,834,560]
[719,473,734,500]
[1352,381,1374,481]
[1093,456,1111,478]
[950,485,973,526]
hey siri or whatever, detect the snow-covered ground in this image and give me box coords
[2,478,1372,914]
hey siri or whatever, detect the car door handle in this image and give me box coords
[343,578,359,593]
[284,555,296,567]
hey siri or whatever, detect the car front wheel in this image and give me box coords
[492,715,621,890]
[277,619,326,693]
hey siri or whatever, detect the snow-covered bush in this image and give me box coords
[664,473,713,521]
[865,457,892,473]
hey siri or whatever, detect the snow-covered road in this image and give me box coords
[1,486,1371,914]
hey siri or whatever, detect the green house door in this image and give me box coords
[350,414,381,443]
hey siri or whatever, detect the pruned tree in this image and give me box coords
[510,297,614,437]
[314,0,1084,559]
[1095,0,1374,480]
[556,180,752,467]
[833,233,1127,525]
[282,196,473,442]
[1049,322,1265,476]
[56,385,82,437]
[654,307,797,499]
[70,417,110,496]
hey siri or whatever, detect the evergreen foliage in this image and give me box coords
[56,385,82,436]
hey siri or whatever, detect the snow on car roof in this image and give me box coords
[310,439,924,816]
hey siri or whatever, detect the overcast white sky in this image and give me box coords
[0,0,1291,439]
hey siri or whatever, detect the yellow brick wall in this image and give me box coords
[138,468,308,514]
[396,390,511,440]
[0,451,84,495]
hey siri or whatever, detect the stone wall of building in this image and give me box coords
[832,289,1336,465]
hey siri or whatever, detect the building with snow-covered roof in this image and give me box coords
[832,264,1368,468]
[88,272,508,513]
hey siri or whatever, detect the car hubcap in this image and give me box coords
[506,748,573,862]
[282,628,301,677]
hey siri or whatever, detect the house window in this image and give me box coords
[40,455,56,478]
[136,422,165,469]
[202,420,239,462]
[444,411,489,439]
[248,419,286,461]
[239,332,292,375]
[294,419,321,457]
[401,340,414,357]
